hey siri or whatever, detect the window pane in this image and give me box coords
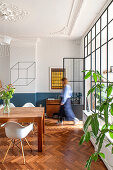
[96,49,100,72]
[108,1,113,22]
[101,10,107,29]
[85,36,87,46]
[68,82,73,98]
[85,56,91,108]
[85,47,87,57]
[101,83,107,100]
[92,52,95,71]
[70,82,83,105]
[96,19,100,35]
[74,59,83,81]
[101,44,107,80]
[92,26,95,39]
[92,39,95,52]
[101,27,107,45]
[108,20,113,40]
[92,82,96,112]
[108,40,113,82]
[85,56,91,71]
[88,43,91,55]
[88,32,91,43]
[64,60,73,82]
[96,33,100,49]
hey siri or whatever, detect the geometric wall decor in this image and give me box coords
[10,62,36,86]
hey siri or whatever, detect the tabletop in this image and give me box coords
[0,107,45,119]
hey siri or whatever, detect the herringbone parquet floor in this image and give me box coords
[0,119,106,170]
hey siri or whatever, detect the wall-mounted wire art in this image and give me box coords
[10,62,36,86]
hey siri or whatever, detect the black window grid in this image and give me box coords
[84,0,113,112]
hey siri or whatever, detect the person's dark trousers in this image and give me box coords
[58,105,65,122]
[64,98,75,121]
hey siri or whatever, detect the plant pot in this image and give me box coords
[3,99,10,114]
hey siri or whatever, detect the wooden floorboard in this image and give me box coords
[0,119,107,170]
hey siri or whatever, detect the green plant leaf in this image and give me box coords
[105,143,113,147]
[96,134,101,145]
[106,85,112,97]
[91,114,99,136]
[101,129,109,134]
[84,71,92,80]
[83,115,92,132]
[85,132,90,142]
[109,125,113,139]
[92,153,98,162]
[101,124,108,130]
[82,70,89,72]
[96,70,102,80]
[93,73,97,83]
[103,103,108,125]
[112,147,113,154]
[99,103,104,112]
[98,153,105,159]
[85,156,92,170]
[87,85,96,96]
[79,135,85,145]
[98,134,105,153]
[111,103,113,116]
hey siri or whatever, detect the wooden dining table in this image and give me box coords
[0,107,45,152]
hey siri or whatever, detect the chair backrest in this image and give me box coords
[23,103,35,107]
[10,103,15,108]
[0,104,3,109]
[1,122,33,139]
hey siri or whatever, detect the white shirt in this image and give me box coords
[61,84,72,104]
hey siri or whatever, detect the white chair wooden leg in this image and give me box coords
[12,139,15,150]
[20,139,25,164]
[2,140,12,164]
[25,138,32,151]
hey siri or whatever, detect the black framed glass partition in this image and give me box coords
[84,0,113,112]
[63,58,85,106]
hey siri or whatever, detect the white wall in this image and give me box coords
[10,40,37,93]
[36,38,81,92]
[80,38,84,58]
[9,38,81,93]
[0,45,10,87]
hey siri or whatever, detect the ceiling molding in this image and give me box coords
[67,0,83,35]
[50,0,84,37]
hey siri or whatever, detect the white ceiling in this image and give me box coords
[71,0,108,39]
[0,0,108,40]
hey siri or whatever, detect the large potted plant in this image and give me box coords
[80,70,113,169]
[0,84,15,113]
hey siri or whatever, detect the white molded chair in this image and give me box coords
[0,104,3,109]
[23,103,35,107]
[0,103,15,109]
[9,103,15,108]
[22,102,36,133]
[1,122,33,164]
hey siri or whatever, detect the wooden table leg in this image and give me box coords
[38,117,43,152]
[43,112,45,134]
